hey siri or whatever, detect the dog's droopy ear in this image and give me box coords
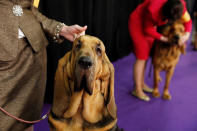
[52,53,72,117]
[102,54,117,119]
[180,44,186,55]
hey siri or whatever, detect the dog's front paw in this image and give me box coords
[163,93,171,100]
[152,90,160,98]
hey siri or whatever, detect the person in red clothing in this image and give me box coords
[128,0,192,101]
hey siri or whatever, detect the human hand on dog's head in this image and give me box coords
[178,32,190,46]
[160,35,169,43]
[60,24,87,42]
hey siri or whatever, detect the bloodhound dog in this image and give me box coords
[152,22,186,100]
[48,35,122,131]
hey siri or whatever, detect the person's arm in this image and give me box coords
[179,0,192,45]
[181,11,192,33]
[143,11,168,42]
[31,6,87,42]
[31,6,65,43]
[143,13,162,40]
[182,13,192,45]
[182,12,191,45]
[179,12,192,45]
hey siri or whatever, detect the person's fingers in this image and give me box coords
[179,37,186,46]
[74,25,87,32]
[73,33,77,40]
[79,31,85,36]
[160,36,168,42]
[63,25,87,41]
[179,42,184,46]
[82,25,87,31]
[74,31,85,40]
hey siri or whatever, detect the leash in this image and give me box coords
[0,106,50,124]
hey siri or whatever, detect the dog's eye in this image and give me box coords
[96,46,102,56]
[76,42,82,50]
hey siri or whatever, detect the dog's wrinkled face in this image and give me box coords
[71,35,105,95]
[162,22,185,45]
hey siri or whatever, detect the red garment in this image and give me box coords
[128,0,192,60]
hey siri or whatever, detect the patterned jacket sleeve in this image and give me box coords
[31,6,64,43]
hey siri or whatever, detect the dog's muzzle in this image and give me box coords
[171,35,180,45]
[75,56,94,95]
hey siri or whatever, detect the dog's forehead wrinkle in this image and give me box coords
[80,36,106,52]
[82,36,101,44]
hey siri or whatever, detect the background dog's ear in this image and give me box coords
[52,53,72,117]
[102,54,117,119]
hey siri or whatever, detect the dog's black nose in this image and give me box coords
[173,35,180,40]
[78,56,93,69]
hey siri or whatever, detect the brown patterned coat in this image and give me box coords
[0,0,63,130]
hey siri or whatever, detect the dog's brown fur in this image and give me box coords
[48,35,119,131]
[152,22,186,100]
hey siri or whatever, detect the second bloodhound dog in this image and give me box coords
[152,22,186,100]
[48,35,122,131]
